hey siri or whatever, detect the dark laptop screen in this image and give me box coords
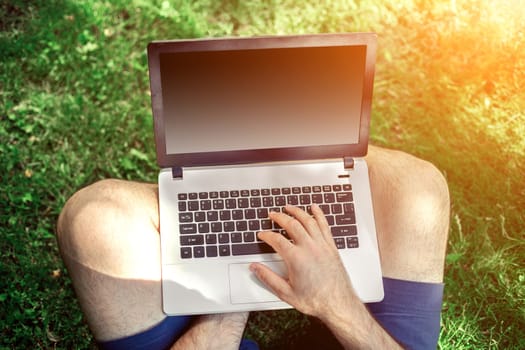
[159,46,365,154]
[148,34,376,167]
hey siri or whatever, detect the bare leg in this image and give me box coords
[56,180,248,347]
[367,145,450,283]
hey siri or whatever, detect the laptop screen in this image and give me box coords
[148,34,376,168]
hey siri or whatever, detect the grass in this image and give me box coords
[1,0,523,348]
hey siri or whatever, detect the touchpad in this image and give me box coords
[229,261,287,304]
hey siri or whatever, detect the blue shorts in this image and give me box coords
[99,277,443,350]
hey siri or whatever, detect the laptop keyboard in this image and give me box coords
[177,184,358,259]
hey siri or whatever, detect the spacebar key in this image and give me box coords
[231,243,276,256]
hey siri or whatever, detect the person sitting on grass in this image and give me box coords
[56,145,449,350]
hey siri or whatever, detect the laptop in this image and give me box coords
[147,33,384,315]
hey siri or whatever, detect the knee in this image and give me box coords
[368,147,450,236]
[404,154,450,221]
[396,152,449,212]
[56,179,132,259]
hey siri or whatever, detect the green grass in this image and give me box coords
[1,0,524,348]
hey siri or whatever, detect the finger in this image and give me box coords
[249,262,293,302]
[311,203,335,245]
[284,205,320,237]
[257,230,295,259]
[268,210,310,244]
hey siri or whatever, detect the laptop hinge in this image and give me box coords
[171,166,183,179]
[343,157,355,170]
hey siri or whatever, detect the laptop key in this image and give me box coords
[300,195,311,205]
[195,212,206,222]
[323,193,335,203]
[232,242,276,255]
[261,219,273,230]
[238,198,249,208]
[275,196,286,206]
[218,233,230,243]
[200,200,211,210]
[232,210,243,220]
[243,231,255,242]
[231,232,242,243]
[180,224,197,234]
[334,237,345,249]
[287,195,298,205]
[248,220,260,231]
[225,199,237,209]
[223,221,235,232]
[331,225,357,237]
[198,223,210,233]
[180,247,192,259]
[262,197,274,207]
[193,246,205,258]
[235,221,248,231]
[206,234,217,244]
[336,213,355,225]
[331,204,342,214]
[257,208,269,218]
[179,213,193,222]
[346,236,359,248]
[181,235,204,245]
[211,222,222,232]
[343,203,355,214]
[207,211,218,221]
[245,209,256,219]
[206,245,218,257]
[219,245,231,256]
[336,192,353,202]
[220,210,231,221]
[188,201,199,211]
[213,199,224,210]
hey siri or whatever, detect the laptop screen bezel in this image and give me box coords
[147,33,377,169]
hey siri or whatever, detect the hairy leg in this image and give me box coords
[366,145,450,283]
[56,179,248,347]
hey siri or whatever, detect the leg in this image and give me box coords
[56,179,248,348]
[366,145,450,283]
[365,145,450,349]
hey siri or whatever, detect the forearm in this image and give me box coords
[170,312,249,350]
[320,297,403,350]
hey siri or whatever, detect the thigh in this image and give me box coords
[365,145,450,283]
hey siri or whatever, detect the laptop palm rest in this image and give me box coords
[229,261,288,304]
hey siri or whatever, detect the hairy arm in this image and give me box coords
[250,204,402,349]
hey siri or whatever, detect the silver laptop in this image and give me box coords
[147,33,384,315]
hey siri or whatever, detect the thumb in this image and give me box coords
[250,262,293,302]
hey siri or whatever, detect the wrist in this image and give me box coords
[317,294,402,349]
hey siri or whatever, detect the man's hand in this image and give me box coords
[250,204,402,349]
[249,204,357,319]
